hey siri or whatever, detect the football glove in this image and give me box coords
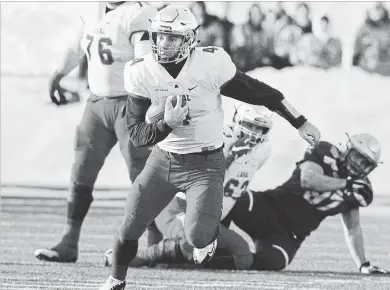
[345,178,373,207]
[49,72,80,106]
[360,261,389,275]
[229,136,253,160]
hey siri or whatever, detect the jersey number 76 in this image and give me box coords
[86,35,114,65]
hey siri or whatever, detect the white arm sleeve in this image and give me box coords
[56,19,86,76]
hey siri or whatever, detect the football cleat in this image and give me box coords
[34,245,78,263]
[99,276,126,290]
[193,239,217,265]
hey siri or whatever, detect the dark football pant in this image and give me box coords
[71,94,151,187]
[226,191,303,271]
[118,146,225,249]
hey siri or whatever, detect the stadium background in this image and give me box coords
[1,1,390,195]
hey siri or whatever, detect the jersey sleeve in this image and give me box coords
[212,47,237,88]
[122,4,158,40]
[124,60,150,99]
[302,141,340,176]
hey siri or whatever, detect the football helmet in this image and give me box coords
[149,5,198,64]
[232,104,273,144]
[340,133,381,179]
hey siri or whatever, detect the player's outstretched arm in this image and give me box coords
[125,94,173,147]
[49,21,85,105]
[220,70,320,146]
[341,208,389,274]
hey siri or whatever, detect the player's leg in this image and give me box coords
[251,233,300,271]
[35,98,117,262]
[128,197,192,266]
[249,192,301,270]
[113,96,161,249]
[103,196,190,268]
[110,147,178,280]
[206,223,253,270]
[183,150,225,263]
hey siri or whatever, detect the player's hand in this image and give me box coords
[346,178,372,206]
[230,135,253,159]
[360,261,389,275]
[164,95,189,129]
[49,71,66,106]
[298,121,321,146]
[346,178,371,193]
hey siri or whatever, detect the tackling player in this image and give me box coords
[103,104,274,270]
[34,1,158,263]
[223,133,389,274]
[107,133,389,275]
[100,5,321,289]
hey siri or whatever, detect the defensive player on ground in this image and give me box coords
[99,5,321,290]
[223,133,389,274]
[34,2,158,263]
[103,104,274,270]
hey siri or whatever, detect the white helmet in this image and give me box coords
[340,133,381,179]
[233,104,273,144]
[149,5,199,64]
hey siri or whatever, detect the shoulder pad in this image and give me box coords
[128,57,144,66]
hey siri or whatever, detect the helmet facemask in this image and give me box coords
[149,29,197,64]
[233,104,273,146]
[344,145,377,179]
[237,119,270,145]
[340,133,381,179]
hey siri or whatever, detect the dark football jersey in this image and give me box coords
[266,141,373,238]
[225,141,373,241]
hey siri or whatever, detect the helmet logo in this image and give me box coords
[158,25,173,32]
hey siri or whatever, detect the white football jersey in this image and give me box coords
[221,126,271,220]
[124,46,237,154]
[80,2,157,97]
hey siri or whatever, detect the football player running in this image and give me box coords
[34,2,158,263]
[103,104,273,270]
[100,5,321,289]
[222,133,389,274]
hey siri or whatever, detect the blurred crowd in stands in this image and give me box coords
[78,1,390,79]
[189,1,390,75]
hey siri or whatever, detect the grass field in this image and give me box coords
[1,195,390,290]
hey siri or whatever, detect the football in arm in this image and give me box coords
[145,95,187,123]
